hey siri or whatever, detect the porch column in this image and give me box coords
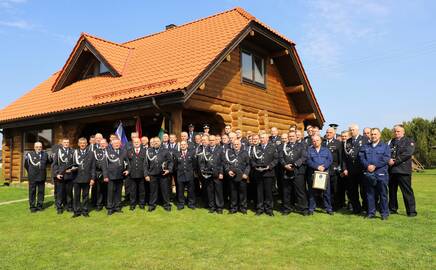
[170,107,183,140]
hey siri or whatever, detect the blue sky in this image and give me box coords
[0,0,435,145]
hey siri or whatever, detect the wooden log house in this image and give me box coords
[0,7,324,182]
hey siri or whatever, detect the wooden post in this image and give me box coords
[170,107,183,139]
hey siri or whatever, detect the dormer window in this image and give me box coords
[81,58,110,80]
[241,49,265,87]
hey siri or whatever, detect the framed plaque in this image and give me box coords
[312,171,328,190]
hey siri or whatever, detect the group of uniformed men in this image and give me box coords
[24,122,417,220]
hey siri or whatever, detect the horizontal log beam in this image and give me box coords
[271,49,289,58]
[285,85,304,94]
[297,113,317,121]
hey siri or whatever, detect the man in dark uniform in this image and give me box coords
[144,137,174,212]
[250,133,278,216]
[103,138,130,215]
[180,132,195,151]
[72,137,96,218]
[24,142,52,212]
[388,125,417,217]
[93,138,108,211]
[322,127,344,211]
[303,125,314,145]
[306,135,334,215]
[52,138,75,214]
[188,124,196,142]
[198,135,224,214]
[174,140,197,210]
[279,131,308,215]
[223,139,250,214]
[359,128,391,220]
[343,124,369,214]
[127,137,147,210]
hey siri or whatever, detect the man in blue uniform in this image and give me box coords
[306,135,333,215]
[388,125,417,217]
[359,128,391,220]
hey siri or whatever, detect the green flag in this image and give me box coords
[158,117,165,140]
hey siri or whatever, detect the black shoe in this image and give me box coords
[364,215,375,219]
[381,215,388,220]
[164,207,171,212]
[116,209,124,213]
[177,206,184,211]
[302,211,309,216]
[148,207,156,212]
[240,209,247,214]
[30,208,37,213]
[281,211,290,216]
[95,207,103,212]
[57,209,63,215]
[407,213,417,217]
[36,207,43,211]
[72,213,81,218]
[326,211,334,216]
[82,213,90,217]
[139,205,145,210]
[389,210,398,214]
[188,206,196,210]
[216,209,223,214]
[255,210,263,216]
[107,210,114,216]
[208,209,215,213]
[229,209,237,214]
[266,211,274,216]
[129,206,135,211]
[66,208,73,212]
[308,211,314,216]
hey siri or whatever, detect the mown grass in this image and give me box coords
[0,170,434,269]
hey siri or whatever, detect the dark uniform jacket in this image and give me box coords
[343,135,369,174]
[93,148,107,179]
[322,138,343,174]
[279,142,307,178]
[102,148,130,180]
[127,147,147,179]
[144,147,174,177]
[174,149,197,182]
[52,147,75,180]
[24,151,51,182]
[198,146,223,178]
[389,137,415,175]
[73,148,96,183]
[223,148,250,182]
[249,143,278,178]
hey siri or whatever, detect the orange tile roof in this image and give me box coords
[0,7,321,124]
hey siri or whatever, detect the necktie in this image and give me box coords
[182,151,186,158]
[116,149,119,155]
[136,148,139,154]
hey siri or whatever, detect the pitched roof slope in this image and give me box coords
[0,8,253,123]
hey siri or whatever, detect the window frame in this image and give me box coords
[240,48,267,89]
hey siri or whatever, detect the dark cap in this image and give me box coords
[329,123,339,129]
[203,124,210,129]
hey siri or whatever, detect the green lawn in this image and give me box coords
[0,171,434,269]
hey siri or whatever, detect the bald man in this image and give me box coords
[24,142,52,212]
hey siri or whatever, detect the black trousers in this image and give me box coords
[95,178,108,208]
[123,178,130,201]
[177,178,196,208]
[347,173,367,213]
[389,173,417,215]
[205,177,224,211]
[107,179,123,211]
[55,179,73,211]
[230,179,247,211]
[149,175,171,208]
[282,174,307,212]
[73,182,90,214]
[329,172,340,210]
[130,178,146,207]
[336,175,347,209]
[29,181,45,210]
[256,174,274,212]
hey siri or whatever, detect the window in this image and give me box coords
[22,129,53,178]
[241,50,266,86]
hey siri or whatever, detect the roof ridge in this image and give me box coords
[82,32,134,50]
[123,7,252,45]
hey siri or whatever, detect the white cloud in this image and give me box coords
[0,19,33,29]
[299,0,392,73]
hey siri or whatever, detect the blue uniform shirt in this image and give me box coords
[307,146,333,171]
[358,141,391,181]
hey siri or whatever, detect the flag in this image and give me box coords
[115,121,128,147]
[135,117,142,138]
[158,117,165,140]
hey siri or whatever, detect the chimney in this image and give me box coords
[165,24,177,30]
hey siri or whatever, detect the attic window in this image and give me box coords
[81,58,110,79]
[241,50,265,87]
